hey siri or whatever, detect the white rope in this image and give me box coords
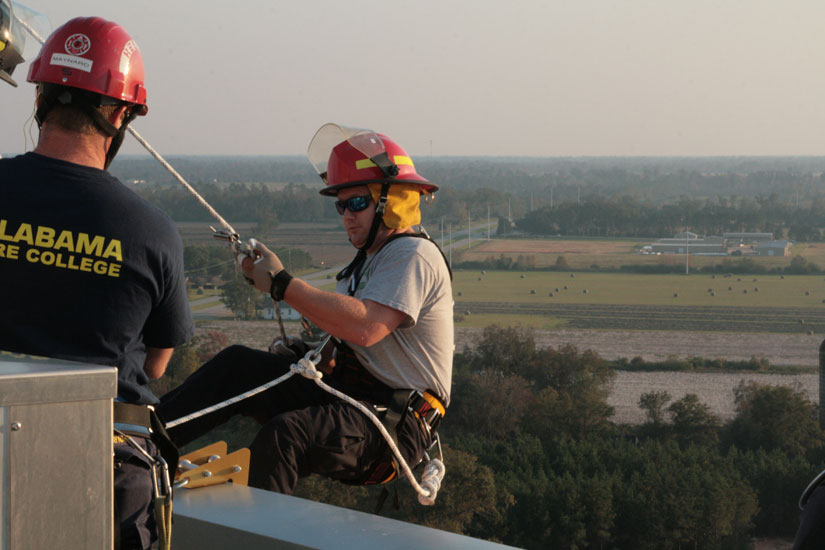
[165,369,294,429]
[166,336,444,504]
[126,127,237,236]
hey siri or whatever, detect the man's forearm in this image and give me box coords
[144,347,174,379]
[283,278,401,347]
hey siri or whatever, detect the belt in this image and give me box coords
[377,389,446,444]
[114,402,154,440]
[409,390,445,433]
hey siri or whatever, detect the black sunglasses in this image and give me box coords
[334,194,372,215]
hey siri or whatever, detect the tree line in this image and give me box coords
[517,194,825,241]
[116,156,825,236]
[152,325,823,549]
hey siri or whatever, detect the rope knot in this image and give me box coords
[291,357,323,380]
[417,459,445,506]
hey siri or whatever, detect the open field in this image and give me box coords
[455,303,825,333]
[453,271,825,332]
[453,271,825,307]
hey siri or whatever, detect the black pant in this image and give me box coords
[114,437,158,550]
[158,345,428,494]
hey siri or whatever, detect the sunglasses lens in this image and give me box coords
[348,196,369,212]
[335,195,370,215]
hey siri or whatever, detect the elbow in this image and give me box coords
[350,325,387,348]
[145,365,166,380]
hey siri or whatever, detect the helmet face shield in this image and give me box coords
[308,122,437,196]
[308,123,387,182]
[0,0,25,86]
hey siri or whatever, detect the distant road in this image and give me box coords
[190,295,232,319]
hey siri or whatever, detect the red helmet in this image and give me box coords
[27,16,147,113]
[308,124,436,196]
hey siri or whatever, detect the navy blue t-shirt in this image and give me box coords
[0,152,193,404]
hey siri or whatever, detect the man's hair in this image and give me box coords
[43,103,120,136]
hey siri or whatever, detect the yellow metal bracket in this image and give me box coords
[174,442,251,489]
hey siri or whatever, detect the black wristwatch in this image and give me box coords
[269,270,293,301]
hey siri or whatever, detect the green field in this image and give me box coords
[453,271,825,333]
[453,271,825,307]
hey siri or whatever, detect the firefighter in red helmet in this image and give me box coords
[26,16,148,168]
[159,124,453,496]
[0,17,192,550]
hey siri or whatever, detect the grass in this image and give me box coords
[187,288,222,301]
[452,271,825,308]
[455,312,568,329]
[190,299,224,312]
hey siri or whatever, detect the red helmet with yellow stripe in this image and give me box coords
[309,124,437,196]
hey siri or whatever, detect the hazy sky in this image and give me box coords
[3,0,825,158]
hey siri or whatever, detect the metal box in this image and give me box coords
[0,358,117,549]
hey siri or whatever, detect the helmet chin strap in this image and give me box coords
[102,108,139,169]
[336,180,391,282]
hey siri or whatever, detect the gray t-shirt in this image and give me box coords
[335,235,453,406]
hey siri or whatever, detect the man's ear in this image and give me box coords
[108,105,129,129]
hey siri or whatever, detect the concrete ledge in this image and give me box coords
[172,484,518,550]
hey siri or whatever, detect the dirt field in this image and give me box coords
[193,320,821,426]
[470,239,639,255]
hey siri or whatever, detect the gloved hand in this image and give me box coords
[240,240,284,294]
[268,337,309,361]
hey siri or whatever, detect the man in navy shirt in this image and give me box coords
[0,17,192,550]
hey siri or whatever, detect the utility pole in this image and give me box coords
[487,204,490,241]
[468,212,471,249]
[448,224,452,266]
[685,229,689,275]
